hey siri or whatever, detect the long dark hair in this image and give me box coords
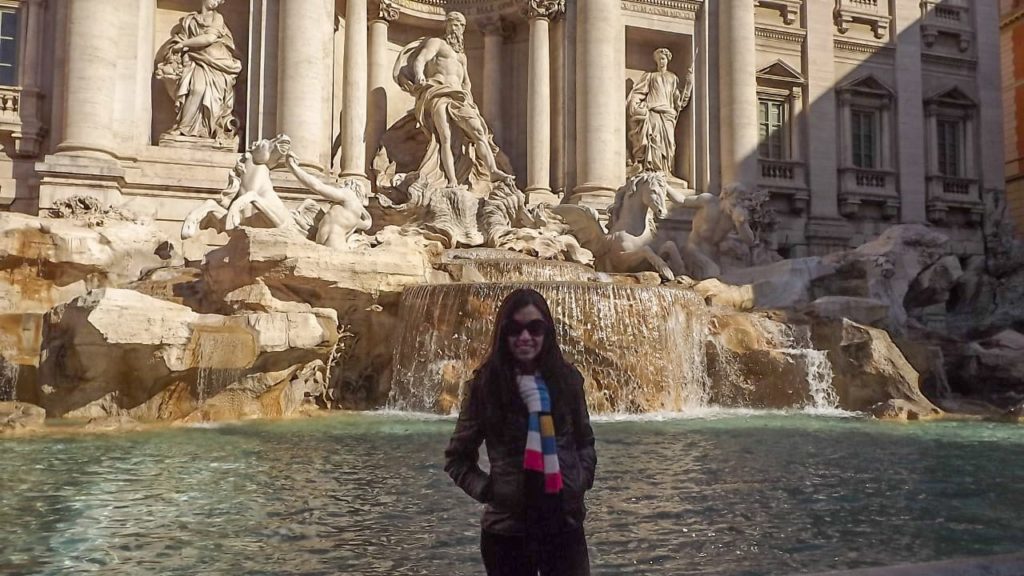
[476,288,572,423]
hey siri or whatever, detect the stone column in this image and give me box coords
[57,0,121,158]
[278,0,332,171]
[805,0,840,220]
[367,1,399,169]
[13,0,46,156]
[965,112,977,178]
[479,16,510,144]
[718,0,758,187]
[572,0,625,207]
[974,0,1005,193]
[340,0,369,182]
[526,1,562,199]
[894,0,927,222]
[926,110,939,176]
[551,15,566,196]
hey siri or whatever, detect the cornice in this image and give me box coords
[921,52,978,72]
[391,0,703,21]
[621,0,702,20]
[834,38,894,56]
[755,26,806,45]
[1002,8,1024,28]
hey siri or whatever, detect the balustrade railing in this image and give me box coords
[0,87,20,118]
[854,170,886,188]
[941,177,972,195]
[760,160,795,180]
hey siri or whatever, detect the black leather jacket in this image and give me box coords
[444,366,597,535]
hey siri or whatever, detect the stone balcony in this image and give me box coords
[0,87,21,131]
[920,0,973,52]
[0,85,43,158]
[838,167,900,220]
[754,0,802,26]
[758,158,810,214]
[834,0,891,39]
[925,174,983,225]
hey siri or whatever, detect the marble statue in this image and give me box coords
[393,11,513,194]
[181,135,371,249]
[181,135,294,238]
[155,0,242,148]
[675,183,758,280]
[553,172,689,280]
[626,48,693,176]
[285,153,372,249]
[480,182,594,265]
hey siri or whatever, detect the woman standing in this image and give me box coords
[156,0,242,143]
[445,289,597,576]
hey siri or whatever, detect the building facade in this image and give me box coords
[1003,0,1024,234]
[0,0,1005,256]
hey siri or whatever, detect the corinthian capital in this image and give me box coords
[372,0,400,22]
[524,0,565,20]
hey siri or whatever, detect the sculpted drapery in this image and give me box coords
[156,0,242,143]
[627,48,693,176]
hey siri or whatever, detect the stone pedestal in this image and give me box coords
[158,134,239,153]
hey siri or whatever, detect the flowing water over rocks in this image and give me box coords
[389,282,710,414]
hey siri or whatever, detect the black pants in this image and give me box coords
[480,528,591,576]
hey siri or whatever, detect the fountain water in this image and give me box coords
[707,311,840,411]
[389,279,710,414]
[0,359,17,402]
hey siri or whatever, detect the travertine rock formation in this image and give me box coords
[810,318,941,415]
[38,288,338,420]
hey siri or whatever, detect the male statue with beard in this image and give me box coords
[394,11,513,193]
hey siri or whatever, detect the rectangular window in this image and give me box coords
[0,8,17,87]
[758,100,786,160]
[937,117,962,177]
[851,109,878,169]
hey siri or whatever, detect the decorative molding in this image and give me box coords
[833,38,894,56]
[921,52,978,72]
[834,0,891,40]
[755,26,805,45]
[391,0,521,19]
[755,0,802,26]
[757,59,805,85]
[524,0,564,20]
[621,0,701,20]
[372,0,400,22]
[1002,8,1024,29]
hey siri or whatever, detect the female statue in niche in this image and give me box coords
[626,48,693,177]
[155,0,242,147]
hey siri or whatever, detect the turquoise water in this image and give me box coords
[2,412,1023,575]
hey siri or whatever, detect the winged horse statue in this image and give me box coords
[553,171,688,281]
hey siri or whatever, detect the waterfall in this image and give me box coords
[194,368,246,405]
[0,360,17,402]
[708,312,839,411]
[388,282,710,414]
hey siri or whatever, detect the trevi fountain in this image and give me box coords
[2,0,1024,574]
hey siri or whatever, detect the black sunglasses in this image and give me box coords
[504,319,548,337]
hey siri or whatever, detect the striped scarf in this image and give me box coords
[517,373,563,494]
